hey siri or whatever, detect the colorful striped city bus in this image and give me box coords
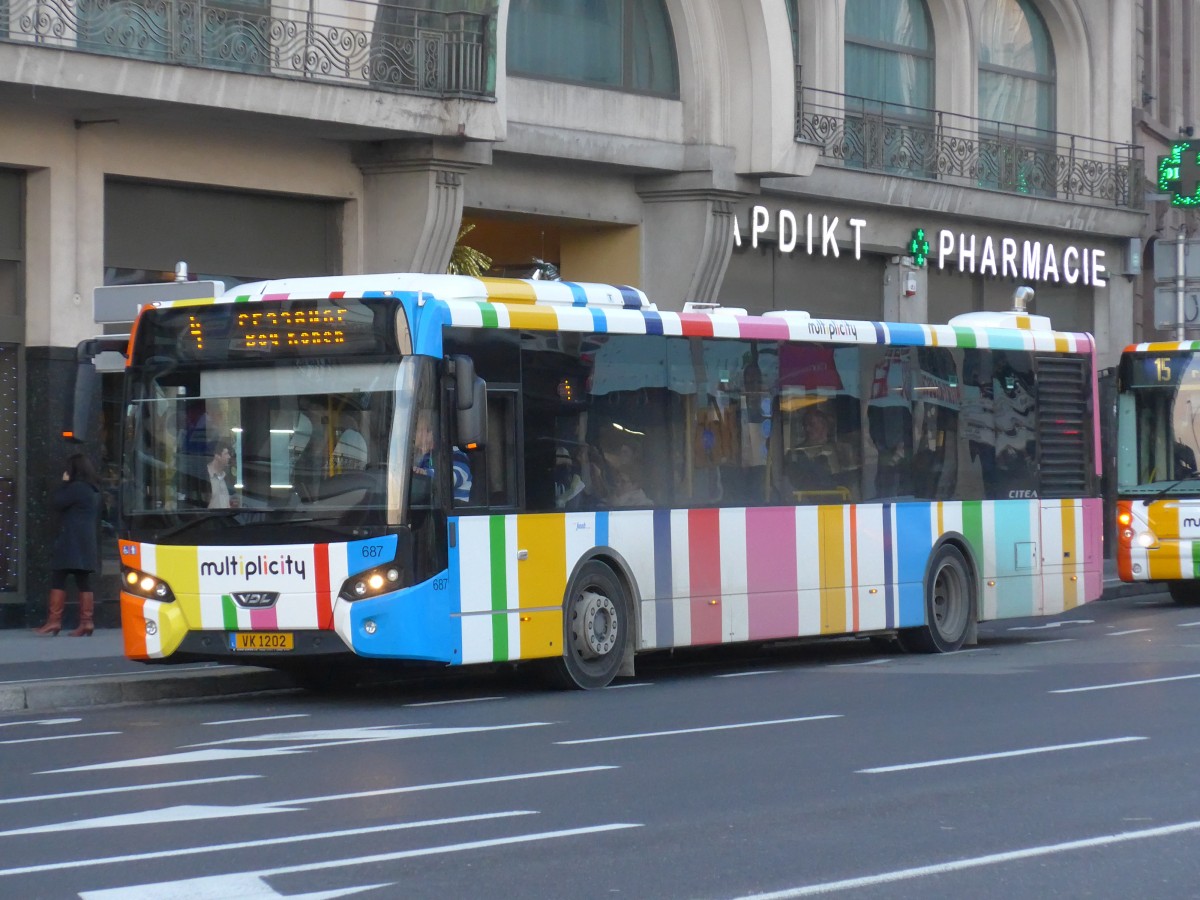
[108,274,1102,688]
[1116,341,1200,604]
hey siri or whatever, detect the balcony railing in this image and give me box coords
[1,0,492,98]
[798,86,1142,211]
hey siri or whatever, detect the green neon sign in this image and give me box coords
[908,228,930,267]
[1160,141,1200,207]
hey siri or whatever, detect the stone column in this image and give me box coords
[636,166,756,309]
[352,140,493,275]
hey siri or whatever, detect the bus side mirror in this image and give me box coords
[64,338,127,442]
[457,377,487,450]
[450,355,487,449]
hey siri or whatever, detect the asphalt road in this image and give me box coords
[2,591,1199,899]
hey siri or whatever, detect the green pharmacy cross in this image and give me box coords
[1160,141,1200,207]
[908,228,931,267]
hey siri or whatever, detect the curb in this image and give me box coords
[0,666,295,713]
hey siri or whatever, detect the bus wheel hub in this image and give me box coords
[572,590,617,659]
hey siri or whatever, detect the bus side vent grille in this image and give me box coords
[1035,356,1090,499]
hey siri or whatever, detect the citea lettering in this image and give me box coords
[200,553,308,581]
[1008,490,1039,499]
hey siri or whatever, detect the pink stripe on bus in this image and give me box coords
[746,507,799,640]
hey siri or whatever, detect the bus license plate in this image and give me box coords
[230,632,294,651]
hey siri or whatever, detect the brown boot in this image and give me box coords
[69,592,94,637]
[33,589,66,636]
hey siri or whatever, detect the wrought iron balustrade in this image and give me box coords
[798,86,1142,211]
[1,0,492,97]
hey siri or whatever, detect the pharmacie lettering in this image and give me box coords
[935,229,1107,287]
[733,205,867,260]
[200,554,308,581]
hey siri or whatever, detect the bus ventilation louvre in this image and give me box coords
[1035,356,1090,498]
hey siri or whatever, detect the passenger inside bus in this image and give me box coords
[789,404,859,500]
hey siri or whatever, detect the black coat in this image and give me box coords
[52,480,101,572]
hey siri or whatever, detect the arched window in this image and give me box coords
[978,0,1055,133]
[508,0,679,97]
[844,0,933,113]
[842,0,934,175]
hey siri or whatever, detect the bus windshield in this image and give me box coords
[123,357,413,539]
[1118,351,1200,494]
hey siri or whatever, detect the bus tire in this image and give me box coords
[1167,581,1200,605]
[898,543,975,654]
[548,560,630,690]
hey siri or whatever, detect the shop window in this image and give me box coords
[508,0,679,97]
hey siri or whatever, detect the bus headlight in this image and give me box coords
[122,567,176,603]
[1135,530,1158,549]
[339,565,403,602]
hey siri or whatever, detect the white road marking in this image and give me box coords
[1177,621,1200,628]
[83,876,388,899]
[857,737,1146,773]
[1107,628,1153,636]
[43,747,307,773]
[0,731,119,746]
[1007,619,1094,631]
[404,696,505,707]
[827,659,892,667]
[186,722,549,748]
[0,803,294,837]
[604,682,653,689]
[716,670,781,678]
[737,818,1200,898]
[1051,673,1200,693]
[556,715,840,745]
[279,766,617,807]
[0,811,537,878]
[0,775,259,805]
[204,714,310,726]
[43,722,551,773]
[0,717,81,728]
[77,823,642,898]
[1029,638,1076,645]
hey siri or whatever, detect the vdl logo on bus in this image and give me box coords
[231,591,279,609]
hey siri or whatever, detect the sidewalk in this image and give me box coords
[0,627,292,713]
[0,561,1164,713]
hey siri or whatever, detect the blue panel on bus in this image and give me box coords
[992,500,1036,617]
[346,535,399,577]
[885,323,927,347]
[567,282,589,306]
[347,571,455,663]
[643,310,664,335]
[894,503,933,627]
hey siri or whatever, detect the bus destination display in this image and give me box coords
[143,299,397,361]
[1126,353,1200,389]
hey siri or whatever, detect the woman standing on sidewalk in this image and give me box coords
[33,452,101,636]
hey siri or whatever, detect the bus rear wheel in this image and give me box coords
[548,561,630,690]
[898,544,974,653]
[1168,581,1200,605]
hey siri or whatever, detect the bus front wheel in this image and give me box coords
[548,561,630,690]
[1167,581,1200,605]
[898,544,975,653]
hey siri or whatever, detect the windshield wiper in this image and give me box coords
[152,509,241,540]
[1149,469,1200,502]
